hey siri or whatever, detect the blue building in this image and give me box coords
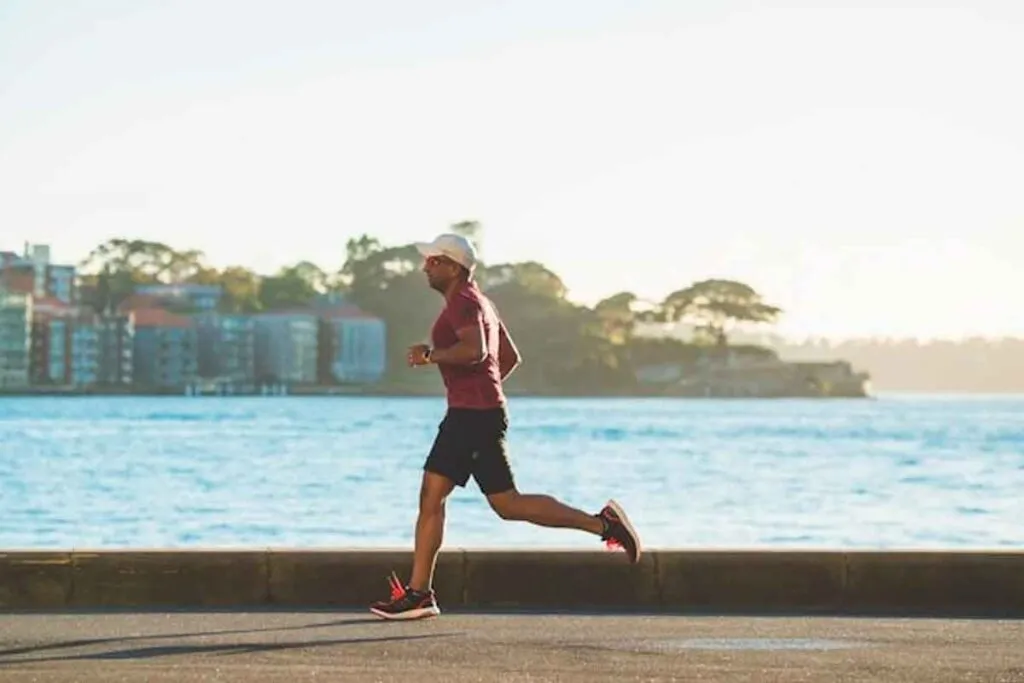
[317,304,387,384]
[131,308,198,389]
[96,313,134,386]
[47,264,75,304]
[31,315,67,384]
[0,290,32,388]
[254,312,319,385]
[27,299,98,387]
[69,320,99,386]
[194,312,255,385]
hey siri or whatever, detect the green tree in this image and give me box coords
[79,239,205,283]
[79,240,163,311]
[213,266,263,313]
[594,291,639,345]
[286,260,333,294]
[185,266,224,287]
[258,264,321,311]
[482,261,567,299]
[342,241,441,383]
[92,264,113,313]
[483,264,629,393]
[78,238,210,311]
[162,248,206,283]
[661,278,782,346]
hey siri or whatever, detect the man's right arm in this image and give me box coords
[497,321,521,380]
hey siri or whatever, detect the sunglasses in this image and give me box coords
[424,255,458,268]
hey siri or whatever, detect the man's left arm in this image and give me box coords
[428,301,487,365]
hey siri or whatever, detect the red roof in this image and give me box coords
[132,307,194,329]
[117,293,164,313]
[31,296,74,319]
[33,295,72,308]
[0,269,32,294]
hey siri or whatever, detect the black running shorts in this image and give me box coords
[423,406,515,495]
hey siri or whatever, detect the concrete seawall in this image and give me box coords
[2,550,1022,616]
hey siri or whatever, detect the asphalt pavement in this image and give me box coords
[1,610,1022,682]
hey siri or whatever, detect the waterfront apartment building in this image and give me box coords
[0,289,32,388]
[96,313,134,386]
[131,308,198,389]
[317,304,387,384]
[0,252,389,390]
[0,244,76,304]
[29,298,99,386]
[194,312,255,385]
[68,316,99,386]
[254,311,319,385]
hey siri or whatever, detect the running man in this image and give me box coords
[369,233,641,620]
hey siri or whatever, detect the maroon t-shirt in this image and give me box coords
[431,280,506,409]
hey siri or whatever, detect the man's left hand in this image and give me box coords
[407,344,432,367]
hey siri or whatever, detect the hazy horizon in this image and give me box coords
[2,1,1022,340]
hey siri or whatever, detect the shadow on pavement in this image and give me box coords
[0,615,402,661]
[0,632,457,664]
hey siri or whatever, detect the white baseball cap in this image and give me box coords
[414,233,478,271]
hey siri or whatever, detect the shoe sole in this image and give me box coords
[606,498,642,563]
[369,605,441,621]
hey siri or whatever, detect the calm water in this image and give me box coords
[1,395,1022,551]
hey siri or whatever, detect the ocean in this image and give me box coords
[1,394,1021,551]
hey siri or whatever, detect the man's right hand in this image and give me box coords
[407,344,432,367]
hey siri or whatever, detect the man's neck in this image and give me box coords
[443,277,471,301]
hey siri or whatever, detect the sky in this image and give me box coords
[1,0,1022,340]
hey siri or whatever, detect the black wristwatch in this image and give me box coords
[423,347,432,363]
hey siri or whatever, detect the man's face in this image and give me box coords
[422,255,461,292]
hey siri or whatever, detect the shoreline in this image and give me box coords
[0,384,872,399]
[4,389,1023,398]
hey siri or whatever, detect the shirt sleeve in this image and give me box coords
[447,295,484,331]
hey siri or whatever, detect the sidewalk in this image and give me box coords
[1,610,1021,681]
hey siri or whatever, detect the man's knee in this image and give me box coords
[486,490,523,521]
[419,471,455,515]
[419,490,445,516]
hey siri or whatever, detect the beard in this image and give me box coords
[426,274,447,292]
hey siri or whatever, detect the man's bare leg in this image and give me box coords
[369,471,453,620]
[486,489,605,534]
[408,471,456,592]
[486,488,642,563]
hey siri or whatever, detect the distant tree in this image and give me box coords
[79,239,206,284]
[485,268,628,392]
[78,239,207,311]
[661,278,782,346]
[93,264,113,313]
[212,266,262,313]
[258,264,321,311]
[594,291,639,345]
[482,261,567,299]
[342,240,441,378]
